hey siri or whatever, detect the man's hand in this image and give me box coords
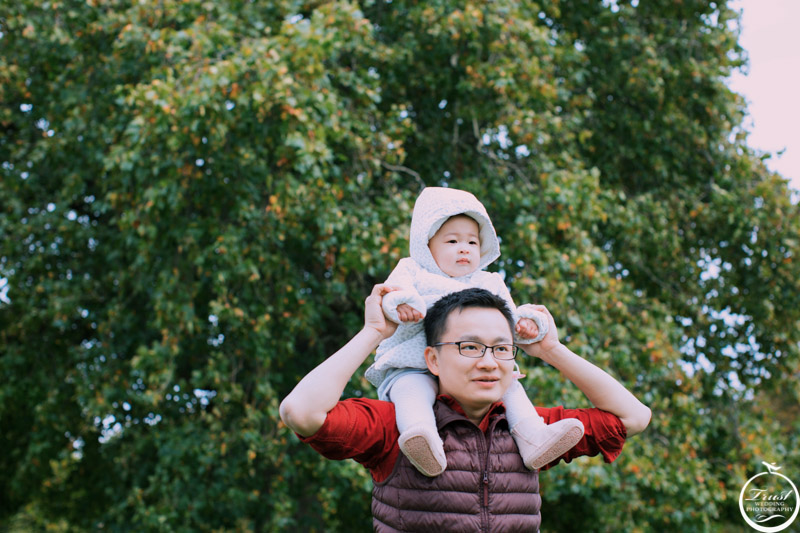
[280,283,401,437]
[396,303,424,323]
[515,317,540,340]
[364,284,401,340]
[516,304,652,435]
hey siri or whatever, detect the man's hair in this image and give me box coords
[424,288,515,345]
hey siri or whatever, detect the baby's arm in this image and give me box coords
[381,258,426,323]
[483,273,548,344]
[515,305,549,344]
[396,303,424,323]
[516,316,541,340]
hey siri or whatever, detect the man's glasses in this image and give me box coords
[432,341,518,360]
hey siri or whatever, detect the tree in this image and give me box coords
[1,0,798,531]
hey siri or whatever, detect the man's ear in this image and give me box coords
[424,346,440,376]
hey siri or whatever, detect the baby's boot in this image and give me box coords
[398,424,447,477]
[511,416,584,470]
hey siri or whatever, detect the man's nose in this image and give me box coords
[475,349,498,368]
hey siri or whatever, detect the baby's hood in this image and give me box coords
[409,187,501,276]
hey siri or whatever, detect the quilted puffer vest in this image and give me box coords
[373,400,541,532]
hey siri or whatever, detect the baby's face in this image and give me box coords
[428,215,481,277]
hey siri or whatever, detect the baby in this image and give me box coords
[365,187,584,476]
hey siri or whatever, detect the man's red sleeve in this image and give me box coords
[536,406,628,470]
[298,398,400,482]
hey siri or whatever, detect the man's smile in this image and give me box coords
[472,375,501,387]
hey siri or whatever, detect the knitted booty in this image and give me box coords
[511,416,585,470]
[398,424,447,477]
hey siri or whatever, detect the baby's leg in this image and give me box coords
[503,379,540,430]
[504,380,585,470]
[389,372,446,477]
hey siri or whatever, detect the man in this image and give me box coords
[280,285,651,531]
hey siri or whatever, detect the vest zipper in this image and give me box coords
[480,420,496,532]
[483,471,489,507]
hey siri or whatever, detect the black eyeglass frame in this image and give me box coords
[432,341,519,360]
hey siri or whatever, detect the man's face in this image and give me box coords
[424,307,515,416]
[428,215,481,278]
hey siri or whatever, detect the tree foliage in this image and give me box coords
[2,0,799,531]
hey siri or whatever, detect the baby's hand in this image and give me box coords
[396,303,424,323]
[515,318,540,339]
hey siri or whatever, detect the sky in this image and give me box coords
[727,0,800,192]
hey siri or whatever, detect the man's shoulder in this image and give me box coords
[318,397,397,435]
[298,397,400,479]
[536,405,627,468]
[298,398,397,448]
[340,397,395,410]
[537,405,624,428]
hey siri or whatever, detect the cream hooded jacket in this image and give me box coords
[365,187,545,400]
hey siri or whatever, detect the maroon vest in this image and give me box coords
[373,401,542,532]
